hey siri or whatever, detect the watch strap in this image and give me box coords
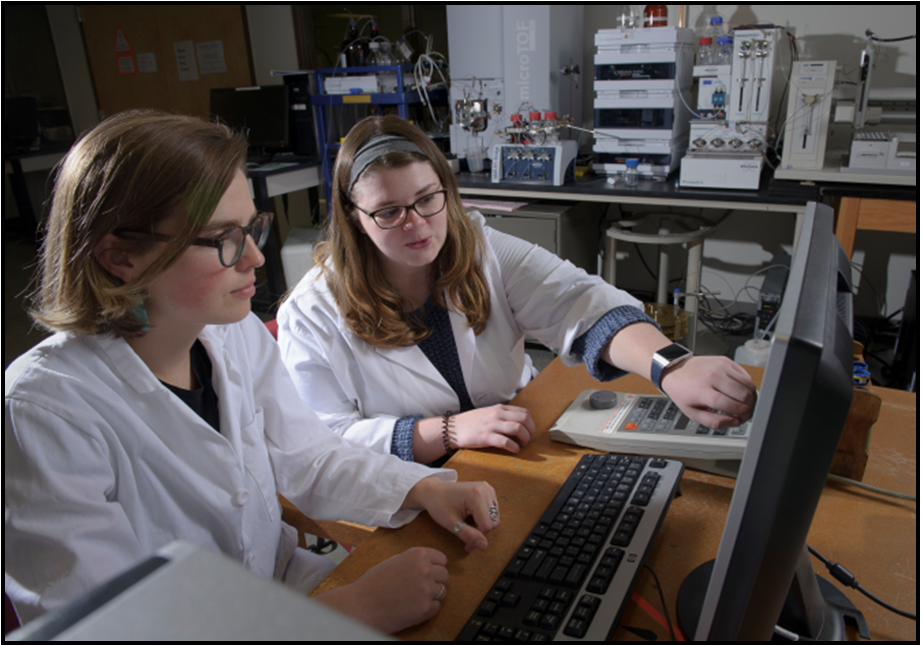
[651,343,692,392]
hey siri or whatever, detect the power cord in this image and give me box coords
[807,545,918,622]
[642,563,677,641]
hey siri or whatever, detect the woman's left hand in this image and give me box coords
[403,478,500,552]
[660,355,757,430]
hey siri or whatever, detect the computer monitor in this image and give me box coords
[676,202,863,641]
[209,85,290,153]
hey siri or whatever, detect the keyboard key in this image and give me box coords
[587,575,609,594]
[563,563,587,588]
[540,614,561,631]
[501,592,520,608]
[523,610,542,627]
[564,618,589,638]
[555,589,573,604]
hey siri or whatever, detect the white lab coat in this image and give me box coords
[277,211,644,455]
[4,313,452,624]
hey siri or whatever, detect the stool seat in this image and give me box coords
[604,213,717,350]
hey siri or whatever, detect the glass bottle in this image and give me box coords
[623,158,640,186]
[618,5,642,28]
[716,35,734,65]
[696,37,714,66]
[341,19,366,68]
[643,5,668,28]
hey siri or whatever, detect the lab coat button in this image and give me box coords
[233,490,250,507]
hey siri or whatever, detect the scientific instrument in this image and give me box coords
[592,26,695,180]
[680,28,788,189]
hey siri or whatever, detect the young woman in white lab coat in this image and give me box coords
[4,111,499,634]
[277,115,756,465]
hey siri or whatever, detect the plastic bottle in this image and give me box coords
[367,41,381,66]
[623,159,640,186]
[643,5,668,28]
[696,37,714,66]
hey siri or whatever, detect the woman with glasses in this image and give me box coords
[277,115,756,466]
[4,111,500,633]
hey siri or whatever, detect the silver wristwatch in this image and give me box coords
[651,343,693,392]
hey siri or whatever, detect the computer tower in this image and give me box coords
[283,73,319,161]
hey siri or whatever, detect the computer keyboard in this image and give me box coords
[456,452,684,642]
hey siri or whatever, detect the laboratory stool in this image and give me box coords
[603,213,716,348]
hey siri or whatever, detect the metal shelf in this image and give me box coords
[310,65,448,205]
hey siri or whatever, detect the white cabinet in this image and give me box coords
[477,202,600,274]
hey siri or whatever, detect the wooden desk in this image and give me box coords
[311,359,917,642]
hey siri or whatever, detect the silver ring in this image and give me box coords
[453,521,467,533]
[435,582,446,601]
[489,504,499,522]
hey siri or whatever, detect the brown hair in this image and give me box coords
[314,115,490,349]
[30,110,248,337]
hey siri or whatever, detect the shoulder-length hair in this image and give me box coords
[30,110,248,337]
[314,115,490,349]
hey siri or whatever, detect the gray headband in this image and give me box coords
[347,134,427,196]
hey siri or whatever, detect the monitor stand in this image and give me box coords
[676,546,870,641]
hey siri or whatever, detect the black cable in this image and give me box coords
[807,545,918,621]
[643,563,677,641]
[866,29,917,43]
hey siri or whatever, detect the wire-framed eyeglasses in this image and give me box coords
[352,189,447,230]
[116,211,274,268]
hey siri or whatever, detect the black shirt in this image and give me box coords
[160,340,221,433]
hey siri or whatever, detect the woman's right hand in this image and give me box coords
[315,546,449,634]
[449,404,536,454]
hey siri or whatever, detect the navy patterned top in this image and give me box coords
[389,301,655,462]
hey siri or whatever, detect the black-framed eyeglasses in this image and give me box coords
[352,189,447,230]
[116,211,274,268]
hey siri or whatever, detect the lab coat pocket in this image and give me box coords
[241,408,280,522]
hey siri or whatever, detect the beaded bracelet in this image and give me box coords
[441,412,454,453]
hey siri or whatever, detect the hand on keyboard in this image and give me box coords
[661,355,757,430]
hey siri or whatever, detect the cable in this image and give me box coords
[642,564,677,641]
[411,33,451,133]
[865,30,917,43]
[826,473,917,502]
[807,545,918,621]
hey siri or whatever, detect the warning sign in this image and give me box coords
[115,27,131,53]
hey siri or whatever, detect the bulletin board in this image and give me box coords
[78,4,254,120]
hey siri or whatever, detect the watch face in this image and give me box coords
[657,344,691,362]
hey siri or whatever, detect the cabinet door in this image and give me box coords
[482,215,557,254]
